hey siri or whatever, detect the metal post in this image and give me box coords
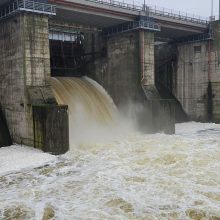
[140,29,145,82]
[219,0,220,20]
[211,0,213,18]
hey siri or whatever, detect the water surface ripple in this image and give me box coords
[0,122,220,220]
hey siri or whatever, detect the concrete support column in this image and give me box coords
[89,30,159,104]
[140,30,154,86]
[211,21,220,122]
[0,12,69,153]
[139,30,175,133]
[140,30,160,99]
[89,31,145,106]
[0,13,53,145]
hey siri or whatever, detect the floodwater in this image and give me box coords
[0,123,220,219]
[0,77,220,219]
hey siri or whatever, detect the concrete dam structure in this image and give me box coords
[0,0,218,154]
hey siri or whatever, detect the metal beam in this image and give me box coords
[0,0,56,20]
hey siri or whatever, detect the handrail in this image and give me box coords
[174,32,214,44]
[0,0,209,25]
[86,0,142,11]
[148,6,208,25]
[0,0,56,19]
[49,28,84,42]
[85,0,209,25]
[103,20,160,37]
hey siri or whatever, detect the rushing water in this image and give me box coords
[51,77,136,146]
[0,78,220,220]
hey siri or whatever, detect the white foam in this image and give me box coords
[1,124,220,219]
[176,121,220,135]
[0,145,56,176]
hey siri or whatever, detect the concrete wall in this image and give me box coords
[173,41,209,121]
[141,31,155,86]
[155,21,220,123]
[155,42,210,122]
[169,21,220,123]
[0,13,69,153]
[0,13,54,145]
[87,30,175,133]
[211,21,220,122]
[155,44,188,122]
[155,44,176,93]
[33,105,69,155]
[88,30,159,106]
[88,31,145,106]
[141,30,160,99]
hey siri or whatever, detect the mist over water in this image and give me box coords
[51,76,137,146]
[0,77,220,219]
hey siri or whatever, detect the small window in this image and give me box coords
[194,45,201,53]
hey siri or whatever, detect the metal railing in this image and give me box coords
[174,32,214,44]
[138,20,161,31]
[0,0,56,19]
[148,5,208,25]
[86,0,142,11]
[103,20,160,37]
[49,28,84,42]
[85,0,209,25]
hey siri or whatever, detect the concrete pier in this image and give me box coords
[87,29,175,133]
[155,20,220,123]
[88,31,145,105]
[0,12,69,154]
[33,105,69,155]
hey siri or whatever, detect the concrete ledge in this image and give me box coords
[33,104,69,155]
[146,100,175,134]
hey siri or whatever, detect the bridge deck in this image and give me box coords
[48,0,209,39]
[48,0,209,27]
[0,0,210,39]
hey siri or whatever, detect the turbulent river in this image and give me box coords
[0,78,220,220]
[1,123,220,220]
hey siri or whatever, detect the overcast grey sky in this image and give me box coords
[125,0,219,18]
